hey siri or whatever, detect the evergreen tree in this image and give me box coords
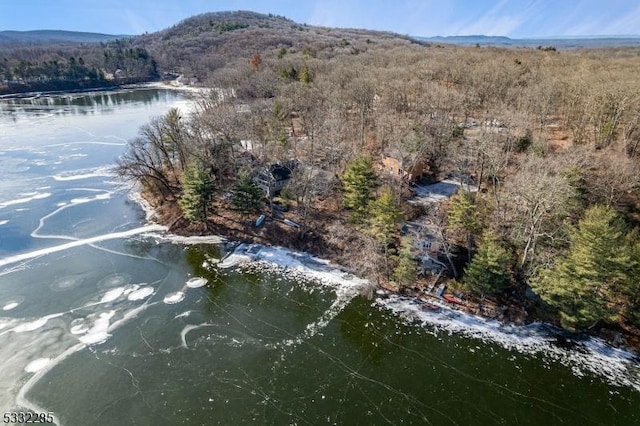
[367,187,403,246]
[393,237,417,289]
[179,161,214,223]
[232,174,262,213]
[531,205,632,330]
[462,232,511,298]
[299,63,312,84]
[341,156,377,221]
[448,191,487,256]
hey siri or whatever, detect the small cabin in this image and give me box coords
[381,154,429,183]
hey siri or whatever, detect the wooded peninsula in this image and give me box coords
[5,11,640,349]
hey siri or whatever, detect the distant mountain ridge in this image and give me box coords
[0,30,129,44]
[1,10,422,96]
[417,34,640,49]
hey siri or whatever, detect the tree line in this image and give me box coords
[112,11,640,336]
[0,39,158,93]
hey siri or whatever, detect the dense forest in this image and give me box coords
[0,38,158,94]
[5,11,640,343]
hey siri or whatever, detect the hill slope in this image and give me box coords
[418,34,640,49]
[132,10,425,81]
[0,30,128,44]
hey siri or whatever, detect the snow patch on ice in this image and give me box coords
[0,224,166,268]
[0,192,51,209]
[180,323,216,348]
[164,291,185,304]
[70,324,89,335]
[147,232,225,245]
[70,192,111,204]
[2,301,19,311]
[13,318,49,333]
[24,358,51,373]
[127,286,154,301]
[100,287,125,303]
[52,166,114,181]
[11,313,63,334]
[78,311,115,345]
[186,277,207,288]
[220,243,369,290]
[219,243,370,349]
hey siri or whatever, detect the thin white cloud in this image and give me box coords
[458,15,525,36]
[124,9,152,35]
[601,4,640,35]
[450,0,543,36]
[404,0,458,36]
[308,0,364,28]
[558,2,640,36]
[308,1,337,27]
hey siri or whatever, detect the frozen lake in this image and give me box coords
[0,88,639,425]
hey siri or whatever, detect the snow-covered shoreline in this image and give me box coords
[377,294,640,389]
[0,81,210,101]
[209,241,640,391]
[144,81,212,95]
[127,189,158,222]
[218,242,370,290]
[122,128,640,395]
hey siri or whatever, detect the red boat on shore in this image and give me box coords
[442,294,464,305]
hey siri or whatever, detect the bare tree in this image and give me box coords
[499,156,576,272]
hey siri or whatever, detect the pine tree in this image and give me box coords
[448,191,487,256]
[531,205,632,330]
[367,187,403,246]
[179,161,214,223]
[462,232,511,298]
[393,237,417,289]
[299,63,312,84]
[341,156,377,221]
[232,174,262,213]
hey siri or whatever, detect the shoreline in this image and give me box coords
[145,210,640,393]
[8,72,635,361]
[0,81,149,99]
[131,188,640,361]
[0,80,210,100]
[138,193,531,324]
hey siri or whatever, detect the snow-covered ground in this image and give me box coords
[410,178,478,204]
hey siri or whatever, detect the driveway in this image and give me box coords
[409,179,477,204]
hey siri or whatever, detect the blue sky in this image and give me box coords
[1,0,638,38]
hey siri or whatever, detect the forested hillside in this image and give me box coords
[0,30,125,44]
[131,10,424,86]
[4,10,640,344]
[0,38,157,94]
[113,12,640,345]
